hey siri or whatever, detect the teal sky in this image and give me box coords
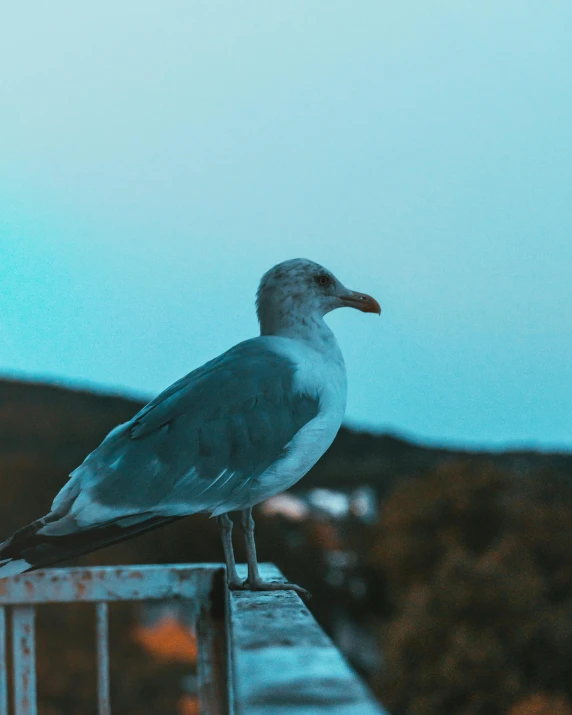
[1,2,571,450]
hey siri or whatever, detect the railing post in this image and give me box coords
[0,607,8,715]
[196,569,229,715]
[96,602,111,715]
[12,605,37,715]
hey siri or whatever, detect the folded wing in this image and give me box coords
[0,338,321,575]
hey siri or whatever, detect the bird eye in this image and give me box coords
[315,274,331,287]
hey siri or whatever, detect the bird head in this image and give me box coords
[256,258,380,335]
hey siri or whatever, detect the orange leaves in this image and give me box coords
[132,616,198,664]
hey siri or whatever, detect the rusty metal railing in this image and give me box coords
[0,564,227,715]
[0,563,386,715]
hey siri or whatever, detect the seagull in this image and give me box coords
[0,258,380,595]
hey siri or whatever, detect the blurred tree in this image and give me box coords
[509,693,572,715]
[372,462,572,715]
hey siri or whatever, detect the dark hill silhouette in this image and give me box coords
[1,375,570,571]
[1,377,571,714]
[1,377,569,532]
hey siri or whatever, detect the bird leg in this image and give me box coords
[239,507,311,599]
[216,513,244,589]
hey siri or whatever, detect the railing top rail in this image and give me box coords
[0,564,222,604]
[230,564,387,715]
[0,562,387,714]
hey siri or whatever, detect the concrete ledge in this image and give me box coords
[229,563,386,714]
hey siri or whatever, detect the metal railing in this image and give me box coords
[0,563,385,715]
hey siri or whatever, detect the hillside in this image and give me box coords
[1,377,571,715]
[1,378,570,522]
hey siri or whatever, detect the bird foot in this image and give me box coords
[227,577,249,591]
[242,578,311,600]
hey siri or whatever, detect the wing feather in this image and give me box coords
[52,338,320,525]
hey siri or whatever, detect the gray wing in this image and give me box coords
[54,338,320,522]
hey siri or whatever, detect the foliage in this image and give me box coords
[2,379,572,714]
[371,462,572,715]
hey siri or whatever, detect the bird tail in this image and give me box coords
[0,513,184,578]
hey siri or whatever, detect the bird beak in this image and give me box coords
[340,290,381,315]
